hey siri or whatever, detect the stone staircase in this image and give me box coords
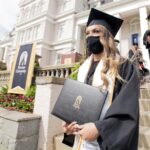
[139,81,150,150]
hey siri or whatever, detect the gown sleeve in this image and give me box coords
[128,49,134,59]
[94,60,140,150]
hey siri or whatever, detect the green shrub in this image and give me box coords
[0,85,35,113]
[25,85,36,98]
[0,86,8,94]
[69,63,80,80]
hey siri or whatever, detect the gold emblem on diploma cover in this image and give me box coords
[73,96,82,109]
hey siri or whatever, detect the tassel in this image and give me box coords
[77,137,83,150]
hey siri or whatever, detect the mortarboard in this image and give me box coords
[87,8,123,37]
[146,14,150,20]
[114,39,120,43]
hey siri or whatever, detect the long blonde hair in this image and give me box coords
[95,25,123,87]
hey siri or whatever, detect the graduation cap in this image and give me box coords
[87,8,123,37]
[114,39,120,43]
[146,14,150,20]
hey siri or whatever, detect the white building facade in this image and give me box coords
[0,0,150,70]
[0,29,16,70]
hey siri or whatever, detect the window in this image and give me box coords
[56,0,72,13]
[57,22,65,40]
[25,7,29,19]
[130,18,140,45]
[28,28,32,41]
[88,0,100,8]
[31,4,36,17]
[32,25,40,40]
[20,31,25,43]
[21,9,25,20]
[56,0,63,13]
[24,30,28,42]
[38,0,44,12]
[63,0,71,11]
[130,18,140,34]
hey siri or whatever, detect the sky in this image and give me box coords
[0,0,19,39]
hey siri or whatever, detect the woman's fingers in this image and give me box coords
[66,121,77,135]
[62,121,78,135]
[77,124,84,129]
[67,121,77,129]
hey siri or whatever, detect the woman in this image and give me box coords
[62,8,139,150]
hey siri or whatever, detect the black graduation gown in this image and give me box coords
[128,49,134,59]
[62,60,140,150]
[143,30,150,58]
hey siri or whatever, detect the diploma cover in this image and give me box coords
[52,79,108,124]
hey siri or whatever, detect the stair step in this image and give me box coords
[138,147,150,150]
[139,100,150,112]
[139,126,150,149]
[140,83,150,89]
[140,89,150,99]
[140,111,150,127]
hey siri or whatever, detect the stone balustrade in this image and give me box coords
[0,71,10,87]
[0,64,77,87]
[35,64,76,78]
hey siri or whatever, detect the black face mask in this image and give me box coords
[86,36,104,54]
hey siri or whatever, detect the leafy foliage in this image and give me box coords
[0,86,8,94]
[25,85,36,98]
[0,86,36,113]
[69,63,80,80]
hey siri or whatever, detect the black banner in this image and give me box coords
[8,43,35,94]
[12,44,32,89]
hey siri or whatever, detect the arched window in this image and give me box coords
[130,18,140,34]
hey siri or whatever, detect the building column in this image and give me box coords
[3,46,8,62]
[139,7,150,68]
[74,24,82,53]
[34,77,64,150]
[114,13,122,54]
[0,47,3,60]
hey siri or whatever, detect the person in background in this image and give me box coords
[32,54,42,84]
[62,8,139,150]
[143,14,150,59]
[128,43,149,79]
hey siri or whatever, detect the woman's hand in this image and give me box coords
[62,121,78,135]
[74,123,100,141]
